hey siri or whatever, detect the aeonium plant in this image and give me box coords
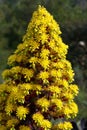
[0,5,79,130]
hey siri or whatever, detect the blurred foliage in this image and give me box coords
[0,0,87,120]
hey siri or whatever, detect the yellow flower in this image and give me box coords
[29,57,38,69]
[39,26,46,34]
[63,106,72,118]
[19,125,31,130]
[8,54,16,66]
[48,39,55,48]
[11,66,22,74]
[63,102,78,118]
[41,119,52,130]
[53,61,64,69]
[14,43,29,54]
[39,71,49,81]
[51,99,63,109]
[48,86,60,98]
[6,118,19,128]
[40,33,48,44]
[52,33,59,41]
[40,49,50,58]
[19,83,32,91]
[63,60,72,69]
[50,69,62,78]
[0,84,7,93]
[2,66,22,80]
[29,57,38,64]
[10,86,20,101]
[69,84,79,96]
[22,68,34,81]
[11,90,25,104]
[62,79,69,88]
[5,103,15,115]
[56,121,73,130]
[69,102,78,117]
[49,85,60,93]
[29,40,40,52]
[15,54,28,63]
[8,86,25,104]
[64,69,74,82]
[32,84,42,94]
[32,112,44,125]
[56,79,69,90]
[39,59,50,70]
[61,91,74,100]
[16,106,29,120]
[11,86,19,96]
[36,97,50,112]
[18,83,32,96]
[2,69,10,79]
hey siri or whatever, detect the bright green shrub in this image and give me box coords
[0,6,79,130]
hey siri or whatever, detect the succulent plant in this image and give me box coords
[0,6,79,130]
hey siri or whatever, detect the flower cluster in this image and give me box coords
[0,5,79,130]
[52,121,73,130]
[16,106,29,120]
[32,112,52,130]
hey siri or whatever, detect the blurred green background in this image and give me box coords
[0,0,87,121]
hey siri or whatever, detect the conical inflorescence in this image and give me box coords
[0,6,79,130]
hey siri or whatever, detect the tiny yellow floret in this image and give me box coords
[16,106,29,120]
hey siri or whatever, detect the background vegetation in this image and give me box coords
[0,0,87,121]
